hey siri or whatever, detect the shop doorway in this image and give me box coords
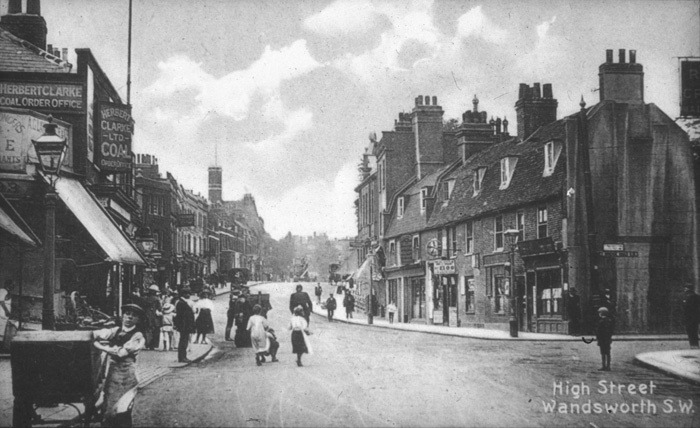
[411,277,425,319]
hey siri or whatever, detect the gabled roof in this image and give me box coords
[426,117,569,228]
[384,163,452,239]
[0,28,72,73]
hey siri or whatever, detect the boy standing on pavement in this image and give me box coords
[326,293,337,322]
[596,307,614,371]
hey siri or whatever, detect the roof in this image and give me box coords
[0,28,72,73]
[426,118,569,229]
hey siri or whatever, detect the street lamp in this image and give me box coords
[504,227,520,338]
[136,226,155,254]
[32,116,68,330]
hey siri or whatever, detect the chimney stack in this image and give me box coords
[412,95,445,179]
[0,0,47,49]
[457,94,495,162]
[599,49,644,104]
[514,83,558,140]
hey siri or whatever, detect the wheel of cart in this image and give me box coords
[10,330,107,427]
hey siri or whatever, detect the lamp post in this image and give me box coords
[32,116,68,331]
[504,227,520,338]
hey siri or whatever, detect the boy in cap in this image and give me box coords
[596,306,614,371]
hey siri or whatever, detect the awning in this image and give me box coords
[0,193,40,247]
[55,177,146,266]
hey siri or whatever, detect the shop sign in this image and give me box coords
[517,237,556,257]
[433,259,456,275]
[0,108,72,173]
[0,81,84,113]
[603,243,624,251]
[177,213,195,227]
[681,59,700,117]
[96,102,133,172]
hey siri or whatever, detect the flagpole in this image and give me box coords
[126,0,133,105]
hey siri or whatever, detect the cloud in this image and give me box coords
[537,16,557,41]
[456,6,508,44]
[304,0,381,36]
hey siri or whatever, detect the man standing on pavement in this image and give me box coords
[315,283,322,305]
[225,291,239,341]
[343,290,355,319]
[289,284,313,325]
[174,287,195,362]
[325,293,337,322]
[682,283,700,349]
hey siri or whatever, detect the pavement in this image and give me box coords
[292,281,700,387]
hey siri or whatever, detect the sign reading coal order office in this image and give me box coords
[96,102,133,172]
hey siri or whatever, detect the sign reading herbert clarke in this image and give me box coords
[0,82,84,113]
[96,102,133,172]
[680,60,700,117]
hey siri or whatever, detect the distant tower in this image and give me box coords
[208,144,222,203]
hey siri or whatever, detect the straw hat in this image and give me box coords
[121,303,145,317]
[162,303,174,314]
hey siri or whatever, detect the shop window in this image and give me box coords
[494,215,504,251]
[411,277,425,319]
[486,265,506,314]
[538,207,548,238]
[537,269,562,315]
[388,279,398,305]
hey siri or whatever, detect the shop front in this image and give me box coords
[385,262,424,324]
[518,237,567,333]
[427,260,458,326]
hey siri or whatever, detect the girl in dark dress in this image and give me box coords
[194,291,215,344]
[288,306,311,366]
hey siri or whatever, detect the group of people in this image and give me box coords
[315,283,357,321]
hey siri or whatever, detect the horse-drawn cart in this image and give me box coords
[10,330,106,427]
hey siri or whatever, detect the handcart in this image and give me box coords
[10,330,107,427]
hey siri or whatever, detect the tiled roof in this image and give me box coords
[426,118,570,228]
[384,163,453,238]
[0,29,72,73]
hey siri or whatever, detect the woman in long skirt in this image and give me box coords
[289,305,311,366]
[247,304,269,366]
[194,291,215,344]
[93,304,146,427]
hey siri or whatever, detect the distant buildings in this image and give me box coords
[353,49,698,334]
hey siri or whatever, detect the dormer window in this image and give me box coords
[499,156,518,189]
[440,180,454,205]
[473,167,486,196]
[420,188,428,214]
[397,197,405,218]
[544,140,562,177]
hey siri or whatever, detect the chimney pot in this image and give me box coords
[618,49,626,63]
[62,48,68,61]
[47,44,53,54]
[27,0,41,15]
[8,0,21,14]
[606,49,613,63]
[518,83,528,99]
[424,95,431,106]
[54,48,60,58]
[543,83,553,98]
[533,83,541,98]
[629,49,636,63]
[432,96,437,105]
[416,96,423,106]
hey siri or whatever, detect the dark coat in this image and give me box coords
[289,291,313,315]
[343,294,355,311]
[596,316,614,347]
[174,298,195,334]
[326,297,337,310]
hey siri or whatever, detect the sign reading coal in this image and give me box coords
[0,82,84,113]
[681,60,700,117]
[97,102,133,172]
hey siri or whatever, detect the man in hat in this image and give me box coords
[289,284,313,325]
[174,287,195,362]
[144,284,163,350]
[225,291,240,342]
[93,303,146,426]
[682,283,700,348]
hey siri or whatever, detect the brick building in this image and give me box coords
[358,49,698,334]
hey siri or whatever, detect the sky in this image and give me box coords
[11,0,699,240]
